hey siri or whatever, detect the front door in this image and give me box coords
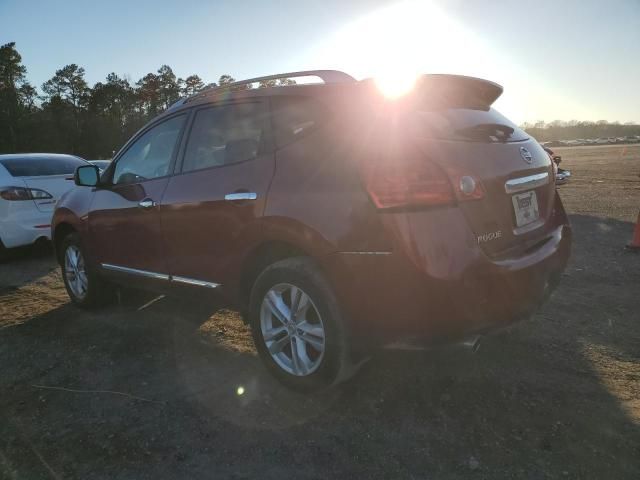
[89,113,188,277]
[160,101,274,288]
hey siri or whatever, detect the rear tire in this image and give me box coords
[60,232,113,308]
[249,257,353,392]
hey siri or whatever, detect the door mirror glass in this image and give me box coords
[74,165,100,187]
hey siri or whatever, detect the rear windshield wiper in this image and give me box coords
[456,123,515,142]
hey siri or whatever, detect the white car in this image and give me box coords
[88,160,112,172]
[0,153,87,251]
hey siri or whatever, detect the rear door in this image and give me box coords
[89,113,188,275]
[160,100,274,287]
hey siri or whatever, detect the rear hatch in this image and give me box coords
[408,110,554,257]
[21,175,76,212]
[362,75,555,258]
[0,155,86,212]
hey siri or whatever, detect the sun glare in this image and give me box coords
[311,1,488,83]
[309,1,528,116]
[375,73,418,99]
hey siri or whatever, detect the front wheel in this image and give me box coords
[249,257,353,392]
[60,233,113,308]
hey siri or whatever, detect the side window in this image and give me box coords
[182,103,266,173]
[271,96,328,148]
[113,114,186,185]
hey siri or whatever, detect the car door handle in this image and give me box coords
[224,192,257,201]
[138,198,157,209]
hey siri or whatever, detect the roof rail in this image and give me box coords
[168,70,356,110]
[224,70,356,89]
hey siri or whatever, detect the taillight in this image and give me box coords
[448,171,485,201]
[0,187,53,201]
[364,160,455,209]
[364,159,484,210]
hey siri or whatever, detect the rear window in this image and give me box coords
[408,108,529,143]
[0,156,86,177]
[271,96,329,148]
[181,103,266,172]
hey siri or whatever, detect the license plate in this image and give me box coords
[512,190,539,227]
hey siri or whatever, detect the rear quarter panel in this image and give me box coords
[264,119,390,256]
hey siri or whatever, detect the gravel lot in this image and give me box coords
[1,144,639,479]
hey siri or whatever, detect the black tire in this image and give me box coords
[0,238,7,262]
[249,257,354,392]
[31,237,53,258]
[60,232,113,308]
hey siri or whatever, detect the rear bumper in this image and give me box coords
[319,201,571,345]
[0,208,52,249]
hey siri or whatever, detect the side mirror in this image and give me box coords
[74,165,100,187]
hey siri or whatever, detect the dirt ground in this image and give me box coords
[1,144,639,479]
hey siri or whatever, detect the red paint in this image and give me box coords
[53,74,571,345]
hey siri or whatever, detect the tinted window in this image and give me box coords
[182,103,266,173]
[0,156,86,177]
[113,114,186,185]
[407,108,529,143]
[271,96,327,148]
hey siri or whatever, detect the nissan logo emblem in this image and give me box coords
[520,147,533,164]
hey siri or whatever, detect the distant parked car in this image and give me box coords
[0,153,88,252]
[543,146,570,185]
[89,160,112,172]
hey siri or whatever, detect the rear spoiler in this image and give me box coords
[417,74,504,109]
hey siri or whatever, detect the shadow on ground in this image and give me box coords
[1,214,639,479]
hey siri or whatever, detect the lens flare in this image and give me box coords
[236,386,245,396]
[375,72,418,98]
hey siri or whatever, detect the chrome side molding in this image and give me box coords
[171,276,220,289]
[101,264,170,281]
[505,172,549,194]
[101,264,220,288]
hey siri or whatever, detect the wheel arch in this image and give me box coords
[238,240,309,313]
[53,222,77,264]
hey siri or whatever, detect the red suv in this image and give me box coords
[53,70,571,390]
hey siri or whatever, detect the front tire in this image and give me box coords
[249,257,353,392]
[60,232,113,308]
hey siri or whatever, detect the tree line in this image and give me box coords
[2,42,638,158]
[521,120,640,142]
[0,42,293,159]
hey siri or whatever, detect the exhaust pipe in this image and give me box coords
[461,335,482,353]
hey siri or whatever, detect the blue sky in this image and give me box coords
[1,0,639,124]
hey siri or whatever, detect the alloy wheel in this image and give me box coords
[260,283,326,376]
[65,245,88,300]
